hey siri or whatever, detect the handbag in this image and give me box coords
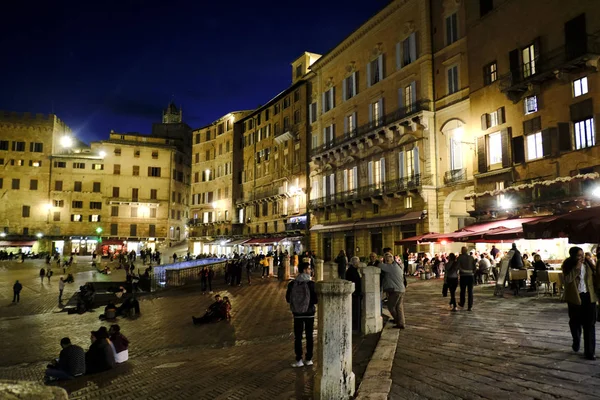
[442,282,448,297]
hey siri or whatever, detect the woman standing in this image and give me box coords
[444,253,459,311]
[562,247,597,360]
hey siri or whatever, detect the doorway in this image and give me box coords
[322,237,332,262]
[345,235,355,259]
[371,232,383,256]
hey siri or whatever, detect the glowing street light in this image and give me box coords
[99,150,106,158]
[60,136,73,148]
[36,232,43,238]
[500,198,513,210]
[593,187,600,198]
[0,232,6,238]
[96,227,103,234]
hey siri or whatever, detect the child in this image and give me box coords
[222,296,232,320]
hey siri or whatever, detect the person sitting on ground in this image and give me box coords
[45,337,86,382]
[85,329,115,374]
[109,324,129,363]
[221,296,232,320]
[192,294,225,325]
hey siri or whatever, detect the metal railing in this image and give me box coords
[444,168,467,184]
[311,100,431,156]
[308,174,430,208]
[151,258,227,291]
[499,35,600,92]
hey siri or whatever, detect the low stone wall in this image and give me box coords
[151,259,227,290]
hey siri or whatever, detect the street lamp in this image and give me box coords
[500,198,513,210]
[36,232,43,238]
[60,136,73,148]
[99,151,106,158]
[0,232,5,238]
[96,227,103,235]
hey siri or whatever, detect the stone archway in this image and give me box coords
[442,188,473,233]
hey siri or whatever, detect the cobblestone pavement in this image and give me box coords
[0,262,377,399]
[390,279,600,400]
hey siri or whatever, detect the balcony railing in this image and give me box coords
[311,100,431,156]
[309,174,430,209]
[237,186,284,204]
[499,35,600,94]
[444,168,467,184]
[285,221,307,231]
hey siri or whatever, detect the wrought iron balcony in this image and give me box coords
[499,35,600,100]
[444,168,467,185]
[308,174,431,209]
[310,100,431,157]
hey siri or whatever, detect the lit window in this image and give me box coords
[484,62,497,85]
[90,215,100,222]
[405,196,413,208]
[406,151,414,178]
[573,77,588,97]
[488,132,502,165]
[524,95,538,114]
[522,44,536,78]
[489,111,499,127]
[526,132,543,160]
[574,118,595,149]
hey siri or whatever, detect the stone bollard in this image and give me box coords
[0,380,68,399]
[283,256,290,280]
[314,280,356,400]
[315,259,324,281]
[324,261,338,280]
[267,256,274,277]
[360,266,383,335]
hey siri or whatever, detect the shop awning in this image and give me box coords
[223,239,250,246]
[394,232,439,245]
[245,237,286,245]
[481,226,525,241]
[100,239,125,245]
[311,211,423,232]
[0,241,36,247]
[522,207,600,243]
[423,217,541,243]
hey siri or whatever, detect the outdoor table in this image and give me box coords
[547,270,564,298]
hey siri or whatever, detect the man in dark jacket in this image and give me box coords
[45,337,85,381]
[286,262,318,367]
[345,257,363,333]
[12,280,22,303]
[85,330,115,374]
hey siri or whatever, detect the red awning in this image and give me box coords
[394,232,439,245]
[100,239,125,245]
[245,237,286,245]
[423,217,541,243]
[481,226,525,241]
[0,241,36,247]
[522,207,600,243]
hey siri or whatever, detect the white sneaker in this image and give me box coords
[291,360,304,368]
[304,359,313,366]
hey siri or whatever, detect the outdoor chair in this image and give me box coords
[536,270,553,298]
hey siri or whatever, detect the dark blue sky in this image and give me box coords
[0,0,388,143]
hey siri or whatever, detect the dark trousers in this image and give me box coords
[262,266,269,277]
[207,278,212,292]
[293,317,314,362]
[351,294,361,332]
[201,278,207,292]
[447,278,458,307]
[459,275,474,309]
[59,289,63,302]
[12,291,20,302]
[568,292,596,357]
[338,268,345,280]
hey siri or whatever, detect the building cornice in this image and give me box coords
[309,0,410,71]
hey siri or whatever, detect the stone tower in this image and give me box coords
[162,101,182,124]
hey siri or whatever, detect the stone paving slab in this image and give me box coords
[390,279,600,400]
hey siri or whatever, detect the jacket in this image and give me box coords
[58,344,86,376]
[378,262,405,293]
[457,254,476,276]
[85,339,115,374]
[286,273,318,317]
[563,257,598,305]
[110,333,129,354]
[345,266,362,295]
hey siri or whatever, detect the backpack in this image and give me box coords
[290,281,311,314]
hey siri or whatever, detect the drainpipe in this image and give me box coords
[428,0,439,235]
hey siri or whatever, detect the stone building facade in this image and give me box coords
[189,111,250,254]
[466,0,600,219]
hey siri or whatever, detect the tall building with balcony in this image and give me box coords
[308,0,440,260]
[466,0,600,219]
[189,111,251,255]
[0,111,72,253]
[233,58,313,254]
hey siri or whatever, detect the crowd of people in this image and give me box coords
[45,324,130,383]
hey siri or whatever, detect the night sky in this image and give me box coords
[0,0,388,143]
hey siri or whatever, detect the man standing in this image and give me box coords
[58,277,66,302]
[45,337,85,382]
[457,246,476,311]
[376,253,406,329]
[12,280,22,303]
[562,247,597,360]
[286,262,318,367]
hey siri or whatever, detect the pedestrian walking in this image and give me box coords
[562,246,597,360]
[58,277,66,302]
[207,266,214,294]
[200,267,208,294]
[39,267,46,283]
[173,253,177,263]
[246,255,253,285]
[12,280,22,303]
[376,252,406,329]
[286,262,318,367]
[47,267,53,282]
[444,253,459,311]
[335,250,348,279]
[457,246,476,311]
